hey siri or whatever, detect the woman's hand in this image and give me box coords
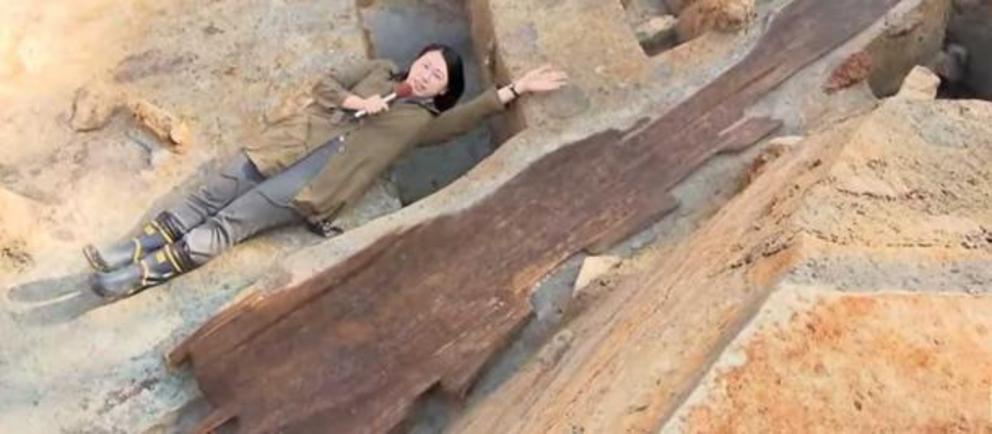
[341,94,389,114]
[515,64,569,94]
[358,95,389,114]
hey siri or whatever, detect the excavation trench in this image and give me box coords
[358,0,519,205]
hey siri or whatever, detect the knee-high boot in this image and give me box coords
[91,240,197,300]
[83,211,186,272]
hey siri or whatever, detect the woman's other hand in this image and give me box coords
[340,94,389,114]
[360,95,390,114]
[515,64,569,94]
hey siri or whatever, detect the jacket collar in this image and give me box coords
[396,95,440,116]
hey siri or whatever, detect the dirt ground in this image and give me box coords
[0,1,373,432]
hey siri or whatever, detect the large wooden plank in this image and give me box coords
[173,0,900,432]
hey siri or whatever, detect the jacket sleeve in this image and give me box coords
[415,87,507,147]
[312,59,395,109]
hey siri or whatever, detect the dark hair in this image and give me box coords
[396,43,465,113]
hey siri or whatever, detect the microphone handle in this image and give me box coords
[354,92,398,119]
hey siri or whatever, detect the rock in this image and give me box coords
[468,0,649,127]
[623,0,674,35]
[864,0,951,96]
[127,99,193,153]
[635,15,679,53]
[669,292,992,433]
[893,65,940,101]
[824,51,873,94]
[574,255,621,294]
[676,0,755,42]
[819,0,950,98]
[69,83,123,132]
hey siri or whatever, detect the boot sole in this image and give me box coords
[82,244,111,273]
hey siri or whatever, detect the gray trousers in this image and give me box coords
[167,139,341,265]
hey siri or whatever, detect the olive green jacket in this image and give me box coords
[243,58,507,224]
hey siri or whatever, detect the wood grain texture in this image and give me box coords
[174,0,900,432]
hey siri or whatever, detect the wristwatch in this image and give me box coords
[508,82,521,98]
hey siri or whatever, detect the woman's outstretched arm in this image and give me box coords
[416,64,568,147]
[497,64,568,104]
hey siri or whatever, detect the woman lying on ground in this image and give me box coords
[83,43,568,300]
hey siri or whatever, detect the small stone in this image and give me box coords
[676,0,756,42]
[574,255,622,294]
[69,83,123,132]
[635,15,678,52]
[893,66,941,101]
[128,99,193,153]
[169,120,193,148]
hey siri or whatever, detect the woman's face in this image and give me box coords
[406,50,448,98]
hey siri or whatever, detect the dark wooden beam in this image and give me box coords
[584,190,680,255]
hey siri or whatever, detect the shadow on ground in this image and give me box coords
[7,273,108,326]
